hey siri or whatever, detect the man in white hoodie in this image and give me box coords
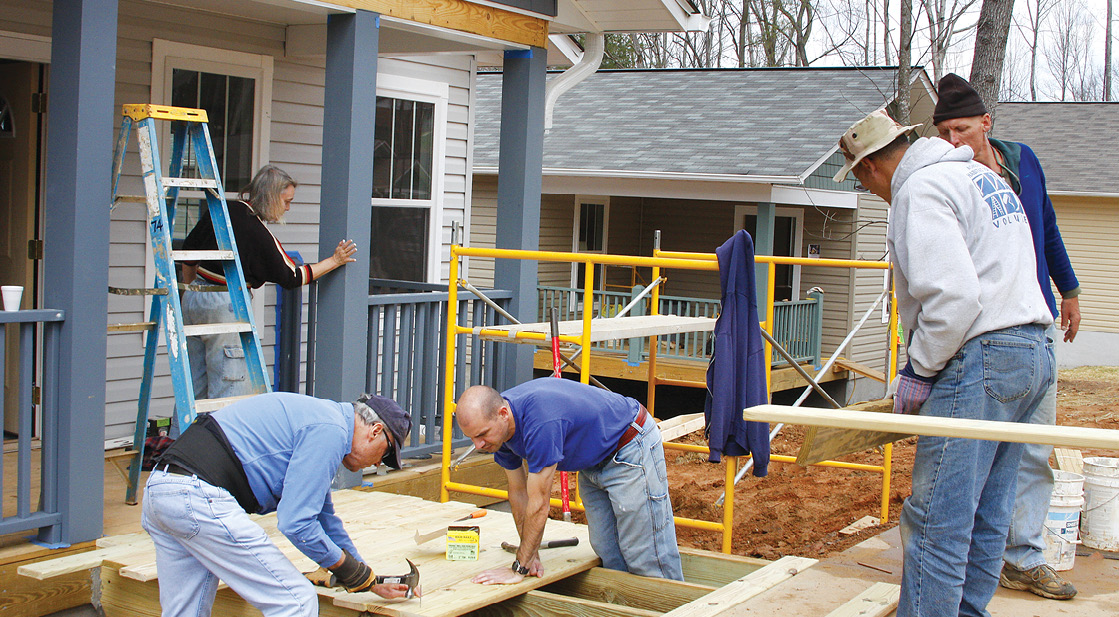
[834,110,1055,617]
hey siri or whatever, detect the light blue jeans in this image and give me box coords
[1003,324,1059,571]
[181,289,252,400]
[141,469,318,617]
[898,325,1054,617]
[578,414,684,580]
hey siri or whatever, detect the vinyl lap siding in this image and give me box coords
[798,206,856,374]
[1051,196,1119,333]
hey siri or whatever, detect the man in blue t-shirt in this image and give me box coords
[934,73,1082,601]
[456,378,683,583]
[142,392,415,617]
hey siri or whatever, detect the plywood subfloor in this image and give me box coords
[63,491,597,617]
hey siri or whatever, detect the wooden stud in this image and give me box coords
[330,0,548,48]
[540,567,715,613]
[677,546,768,587]
[472,590,662,617]
[661,555,817,617]
[747,404,1119,450]
[795,399,905,466]
[658,413,705,443]
[832,358,887,383]
[823,582,900,617]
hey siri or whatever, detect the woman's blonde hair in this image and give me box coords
[240,165,296,222]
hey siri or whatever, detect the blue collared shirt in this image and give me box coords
[213,392,362,567]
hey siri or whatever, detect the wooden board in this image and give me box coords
[478,315,716,345]
[1054,447,1084,474]
[795,399,908,466]
[658,413,705,443]
[661,555,817,617]
[29,491,597,617]
[748,405,1119,450]
[822,582,899,617]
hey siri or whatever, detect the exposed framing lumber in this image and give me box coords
[677,546,768,587]
[472,590,662,617]
[332,0,548,48]
[1054,447,1084,474]
[661,555,818,617]
[832,358,887,383]
[541,567,715,613]
[746,405,1119,450]
[823,582,900,617]
[658,413,705,443]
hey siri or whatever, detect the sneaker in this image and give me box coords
[999,563,1077,600]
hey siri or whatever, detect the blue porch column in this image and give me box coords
[754,202,775,312]
[318,10,377,488]
[495,48,547,388]
[43,0,118,544]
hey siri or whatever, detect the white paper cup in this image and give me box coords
[2,286,24,311]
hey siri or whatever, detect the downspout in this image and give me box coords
[544,32,605,132]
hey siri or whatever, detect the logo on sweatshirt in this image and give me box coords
[970,167,1026,228]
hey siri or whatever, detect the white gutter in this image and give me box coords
[474,165,802,185]
[544,32,604,131]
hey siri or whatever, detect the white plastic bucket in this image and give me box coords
[1081,456,1119,551]
[1043,471,1085,571]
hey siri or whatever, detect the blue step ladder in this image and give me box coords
[109,104,271,504]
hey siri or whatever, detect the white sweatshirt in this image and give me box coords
[888,137,1052,377]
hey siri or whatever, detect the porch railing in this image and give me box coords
[0,309,65,543]
[538,286,822,367]
[309,280,512,460]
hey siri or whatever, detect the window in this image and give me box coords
[150,39,272,241]
[369,76,447,284]
[571,197,609,292]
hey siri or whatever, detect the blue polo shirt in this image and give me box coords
[213,392,363,568]
[494,378,640,473]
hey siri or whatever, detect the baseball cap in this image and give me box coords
[833,109,920,182]
[354,393,411,470]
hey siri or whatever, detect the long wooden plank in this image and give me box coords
[832,358,887,383]
[18,545,150,580]
[661,555,817,617]
[541,566,715,613]
[795,399,906,466]
[677,546,768,587]
[473,590,661,617]
[746,405,1119,450]
[823,582,900,617]
[658,413,706,443]
[478,315,716,345]
[329,0,548,48]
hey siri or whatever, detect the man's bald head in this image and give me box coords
[457,385,504,420]
[456,385,513,453]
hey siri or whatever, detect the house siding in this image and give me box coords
[1051,195,1119,334]
[797,206,856,375]
[3,0,473,440]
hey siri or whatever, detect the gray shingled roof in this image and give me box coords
[992,103,1119,194]
[474,68,906,178]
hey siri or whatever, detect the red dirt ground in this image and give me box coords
[661,366,1119,560]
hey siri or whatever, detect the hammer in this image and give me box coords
[375,558,421,599]
[500,538,579,553]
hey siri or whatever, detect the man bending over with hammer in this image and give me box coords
[833,110,1054,617]
[456,378,683,584]
[142,392,414,617]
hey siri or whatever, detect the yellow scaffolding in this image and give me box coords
[439,245,900,554]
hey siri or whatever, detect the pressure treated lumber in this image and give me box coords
[746,405,1119,450]
[822,582,900,617]
[473,589,662,617]
[795,399,906,466]
[541,566,716,613]
[677,546,768,587]
[658,413,705,443]
[660,555,817,617]
[1054,447,1084,474]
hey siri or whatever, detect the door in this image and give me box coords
[740,211,801,301]
[0,62,42,435]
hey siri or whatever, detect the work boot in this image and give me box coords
[999,563,1078,600]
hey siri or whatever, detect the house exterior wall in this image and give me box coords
[797,205,856,374]
[1051,195,1119,335]
[3,0,474,440]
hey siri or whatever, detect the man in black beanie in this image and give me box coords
[935,72,1083,601]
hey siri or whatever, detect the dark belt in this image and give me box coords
[615,405,649,453]
[161,463,195,477]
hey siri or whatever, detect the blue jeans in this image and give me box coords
[1003,324,1058,570]
[898,325,1054,617]
[181,289,253,400]
[578,414,684,580]
[141,469,318,617]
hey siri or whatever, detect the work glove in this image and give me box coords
[304,567,337,588]
[892,364,934,415]
[330,551,377,592]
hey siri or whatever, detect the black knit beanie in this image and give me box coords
[933,73,988,124]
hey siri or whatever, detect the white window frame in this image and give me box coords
[371,74,448,284]
[734,204,803,300]
[146,39,274,329]
[569,196,610,308]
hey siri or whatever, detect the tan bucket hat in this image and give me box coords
[833,109,920,182]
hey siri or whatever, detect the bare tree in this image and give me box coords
[969,0,1015,114]
[1106,0,1113,100]
[1045,0,1096,100]
[1013,0,1058,101]
[775,0,817,65]
[1000,35,1033,100]
[898,0,915,122]
[920,0,982,82]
